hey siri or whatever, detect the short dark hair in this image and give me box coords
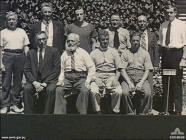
[130,32,141,40]
[35,31,47,39]
[165,5,177,12]
[97,29,109,40]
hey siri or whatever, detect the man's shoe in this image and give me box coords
[10,105,23,113]
[0,107,9,114]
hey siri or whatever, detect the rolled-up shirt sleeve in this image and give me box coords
[58,54,65,82]
[144,52,153,70]
[83,51,96,82]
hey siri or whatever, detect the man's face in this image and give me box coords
[36,33,47,48]
[75,9,84,22]
[7,15,17,30]
[138,15,148,31]
[131,35,140,52]
[111,15,121,29]
[66,35,79,52]
[99,34,109,49]
[166,7,176,21]
[42,6,53,21]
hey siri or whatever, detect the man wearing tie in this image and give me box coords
[54,33,95,114]
[137,14,159,113]
[159,5,186,115]
[105,13,131,55]
[29,2,65,55]
[24,31,61,114]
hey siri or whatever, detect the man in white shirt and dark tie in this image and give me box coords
[159,5,186,115]
[24,31,61,114]
[29,2,65,55]
[54,33,95,114]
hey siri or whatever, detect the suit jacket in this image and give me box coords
[29,20,65,55]
[24,47,61,84]
[147,30,159,67]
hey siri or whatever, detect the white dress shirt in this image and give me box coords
[41,21,53,47]
[58,47,95,82]
[159,18,186,48]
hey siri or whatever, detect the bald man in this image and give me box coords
[54,33,95,114]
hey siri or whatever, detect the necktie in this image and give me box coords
[165,22,171,46]
[45,21,49,36]
[113,30,120,49]
[140,32,147,50]
[39,48,43,70]
[71,52,75,71]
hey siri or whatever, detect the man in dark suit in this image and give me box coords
[137,14,160,113]
[29,2,65,55]
[23,31,60,114]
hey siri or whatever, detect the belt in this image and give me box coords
[4,49,24,53]
[96,70,116,73]
[65,70,87,74]
[162,47,182,51]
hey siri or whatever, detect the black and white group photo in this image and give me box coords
[1,0,186,115]
[1,0,186,139]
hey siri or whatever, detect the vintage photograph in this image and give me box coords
[1,0,186,139]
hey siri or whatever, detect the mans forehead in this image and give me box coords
[138,16,147,21]
[75,9,84,14]
[111,15,120,20]
[166,8,175,12]
[42,6,53,11]
[37,33,47,38]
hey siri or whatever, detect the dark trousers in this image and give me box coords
[161,48,183,113]
[23,83,56,114]
[1,52,25,108]
[54,72,89,114]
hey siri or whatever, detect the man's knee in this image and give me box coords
[46,84,56,94]
[24,84,33,93]
[55,86,65,97]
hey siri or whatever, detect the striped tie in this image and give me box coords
[140,32,147,50]
[71,53,75,71]
[45,21,49,36]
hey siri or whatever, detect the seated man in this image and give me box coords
[120,32,153,115]
[90,30,123,114]
[24,31,61,114]
[54,33,95,114]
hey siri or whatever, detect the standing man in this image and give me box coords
[24,31,60,114]
[120,32,153,115]
[66,7,97,53]
[137,14,159,112]
[159,5,186,115]
[54,33,95,114]
[0,11,29,114]
[105,13,131,54]
[29,2,65,55]
[90,30,123,114]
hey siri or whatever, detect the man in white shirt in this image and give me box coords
[24,31,60,114]
[105,13,131,55]
[159,5,186,115]
[29,2,65,55]
[137,14,159,113]
[0,11,29,114]
[54,33,95,114]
